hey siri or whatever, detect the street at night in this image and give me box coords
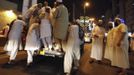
[0,44,134,75]
[0,0,134,75]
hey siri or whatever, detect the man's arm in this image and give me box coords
[117,24,127,46]
[53,7,59,19]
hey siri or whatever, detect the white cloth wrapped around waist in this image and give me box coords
[25,30,41,51]
[40,19,52,38]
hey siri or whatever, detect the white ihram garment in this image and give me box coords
[25,30,40,51]
[64,25,80,73]
[112,24,129,69]
[40,18,52,38]
[25,23,40,63]
[40,18,52,49]
[4,20,25,60]
[90,26,105,60]
[104,28,115,61]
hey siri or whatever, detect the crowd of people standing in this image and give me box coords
[89,18,130,75]
[3,0,80,75]
[0,0,131,75]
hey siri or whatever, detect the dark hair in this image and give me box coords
[32,9,39,17]
[45,7,50,13]
[44,1,48,6]
[108,22,113,29]
[37,3,42,9]
[57,2,63,6]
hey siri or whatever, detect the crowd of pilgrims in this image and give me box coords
[0,0,131,75]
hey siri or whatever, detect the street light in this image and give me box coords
[85,2,89,7]
[84,2,89,31]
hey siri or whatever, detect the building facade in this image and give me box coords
[0,0,37,28]
[125,0,134,31]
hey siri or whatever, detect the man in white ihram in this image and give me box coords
[90,20,105,63]
[53,0,69,52]
[4,15,26,65]
[64,22,81,75]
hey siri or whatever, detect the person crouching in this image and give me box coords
[25,17,41,67]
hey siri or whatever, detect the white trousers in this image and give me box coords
[54,39,67,52]
[27,50,35,64]
[64,45,80,73]
[7,40,21,61]
[9,49,18,60]
[42,37,52,49]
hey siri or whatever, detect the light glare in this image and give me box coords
[4,10,16,19]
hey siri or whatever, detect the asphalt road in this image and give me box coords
[0,44,134,75]
[0,56,65,75]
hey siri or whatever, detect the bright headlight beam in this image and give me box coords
[4,10,16,19]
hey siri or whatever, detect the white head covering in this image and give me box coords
[57,0,62,2]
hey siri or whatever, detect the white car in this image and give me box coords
[84,32,92,43]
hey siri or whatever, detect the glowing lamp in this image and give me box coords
[4,10,16,19]
[85,2,89,7]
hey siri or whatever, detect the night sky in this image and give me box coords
[16,0,112,20]
[87,0,112,17]
[56,0,112,20]
[70,0,112,19]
